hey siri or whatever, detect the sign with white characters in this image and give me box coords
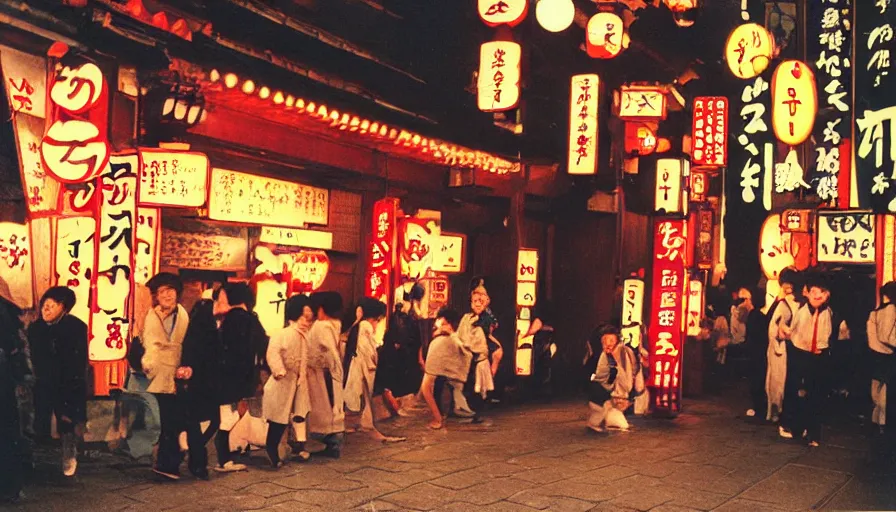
[568,74,600,175]
[817,212,876,264]
[691,97,728,167]
[731,75,773,211]
[774,148,810,193]
[808,0,851,205]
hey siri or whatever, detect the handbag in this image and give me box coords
[127,336,145,373]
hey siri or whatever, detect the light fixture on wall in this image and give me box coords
[536,0,575,32]
[160,84,205,126]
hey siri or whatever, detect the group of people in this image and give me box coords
[0,270,510,500]
[701,269,896,448]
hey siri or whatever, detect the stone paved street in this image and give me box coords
[8,391,896,512]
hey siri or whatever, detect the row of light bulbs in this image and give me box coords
[208,69,520,174]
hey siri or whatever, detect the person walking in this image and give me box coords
[0,280,30,502]
[421,308,469,430]
[141,273,190,480]
[306,291,345,458]
[176,293,221,479]
[27,287,88,477]
[262,295,313,467]
[213,283,267,473]
[868,282,896,433]
[766,271,798,422]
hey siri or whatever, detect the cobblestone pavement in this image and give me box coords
[8,391,896,512]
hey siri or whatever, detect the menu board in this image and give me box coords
[138,149,209,208]
[208,168,329,227]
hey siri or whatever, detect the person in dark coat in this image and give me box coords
[743,288,768,419]
[212,283,267,472]
[176,296,221,479]
[27,286,88,477]
[0,283,30,503]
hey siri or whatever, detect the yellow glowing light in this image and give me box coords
[535,0,574,33]
[587,12,625,59]
[477,41,522,112]
[273,91,284,104]
[209,69,221,82]
[412,134,422,146]
[258,86,271,100]
[285,95,295,107]
[295,98,305,111]
[328,110,340,124]
[224,73,238,88]
[724,23,774,79]
[380,125,389,137]
[369,122,379,135]
[318,105,329,118]
[304,101,315,114]
[771,60,817,146]
[388,128,398,139]
[350,117,360,131]
[242,80,256,94]
[360,119,370,133]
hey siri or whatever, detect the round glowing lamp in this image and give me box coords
[536,0,575,33]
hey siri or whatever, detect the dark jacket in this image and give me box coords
[27,314,89,423]
[178,304,220,422]
[217,308,267,405]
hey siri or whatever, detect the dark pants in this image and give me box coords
[788,348,829,443]
[32,379,53,439]
[185,416,217,474]
[266,421,288,465]
[749,347,767,414]
[154,393,184,474]
[215,429,232,467]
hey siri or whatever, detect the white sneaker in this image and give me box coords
[778,426,793,439]
[63,457,77,477]
[453,409,476,418]
[214,461,248,473]
[745,409,756,417]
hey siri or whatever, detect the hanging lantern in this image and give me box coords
[724,23,775,79]
[477,40,522,112]
[536,0,575,33]
[478,0,528,27]
[587,12,626,59]
[771,60,817,146]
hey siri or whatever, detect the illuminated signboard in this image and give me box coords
[138,148,209,208]
[655,158,684,214]
[816,211,875,264]
[691,97,728,167]
[477,41,522,112]
[619,86,667,120]
[477,0,527,27]
[515,248,539,376]
[771,60,817,146]
[208,168,328,227]
[568,74,600,175]
[731,76,773,212]
[366,198,398,309]
[724,23,774,79]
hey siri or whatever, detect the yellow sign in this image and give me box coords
[209,168,329,227]
[724,23,774,79]
[477,41,521,112]
[568,74,600,175]
[771,60,817,146]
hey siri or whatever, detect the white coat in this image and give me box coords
[765,296,795,419]
[262,323,309,426]
[306,319,345,435]
[141,305,189,395]
[345,320,377,413]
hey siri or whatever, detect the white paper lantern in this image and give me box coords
[536,0,575,33]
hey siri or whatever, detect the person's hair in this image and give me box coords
[882,281,896,304]
[222,282,254,308]
[311,291,343,318]
[805,273,830,293]
[589,324,619,353]
[469,276,486,295]
[285,294,312,324]
[437,307,461,331]
[40,286,76,312]
[146,272,183,297]
[409,283,425,301]
[359,297,387,320]
[188,299,217,333]
[779,268,798,287]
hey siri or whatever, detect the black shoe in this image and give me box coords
[319,446,341,459]
[189,467,209,480]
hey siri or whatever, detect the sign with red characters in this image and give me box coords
[366,198,399,310]
[648,219,687,414]
[691,96,728,167]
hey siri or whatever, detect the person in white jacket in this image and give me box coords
[765,270,798,422]
[345,298,405,442]
[868,282,896,432]
[262,295,313,467]
[585,325,636,433]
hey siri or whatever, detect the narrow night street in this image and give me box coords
[10,387,896,512]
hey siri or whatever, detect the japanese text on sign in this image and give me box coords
[691,97,728,167]
[619,87,667,120]
[54,217,95,323]
[91,154,138,363]
[138,149,209,208]
[0,45,47,117]
[724,23,774,79]
[649,219,687,413]
[432,233,465,273]
[809,0,852,203]
[735,76,773,210]
[771,60,818,146]
[366,198,398,308]
[478,41,521,112]
[134,207,160,285]
[655,159,684,214]
[856,1,896,212]
[208,168,329,227]
[568,74,600,175]
[477,0,527,26]
[0,222,33,309]
[817,212,876,264]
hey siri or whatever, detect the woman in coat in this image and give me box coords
[27,286,88,477]
[262,295,313,467]
[306,291,345,458]
[141,273,190,480]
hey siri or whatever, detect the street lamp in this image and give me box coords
[536,0,575,33]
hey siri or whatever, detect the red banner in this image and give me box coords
[648,218,687,414]
[366,198,399,310]
[691,96,728,167]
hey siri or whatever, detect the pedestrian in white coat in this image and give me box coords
[262,295,313,467]
[766,271,798,422]
[868,282,896,432]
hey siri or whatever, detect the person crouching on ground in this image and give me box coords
[422,308,470,430]
[585,325,636,433]
[262,295,312,468]
[27,286,88,477]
